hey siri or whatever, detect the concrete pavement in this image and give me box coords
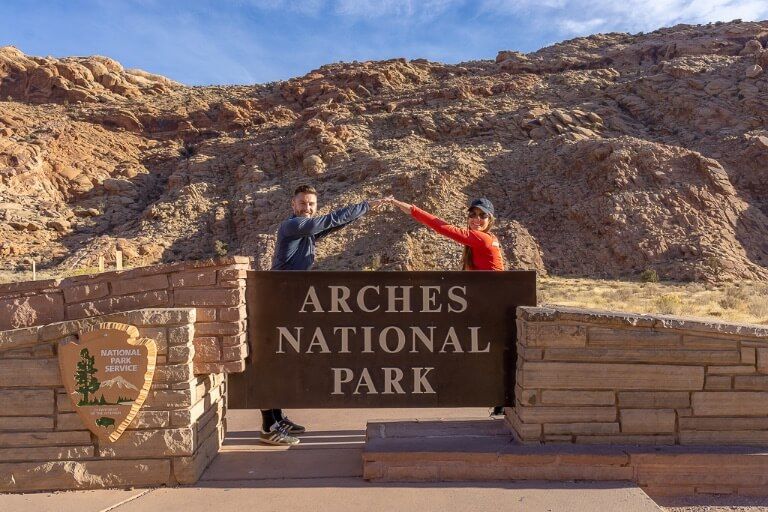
[0,408,662,512]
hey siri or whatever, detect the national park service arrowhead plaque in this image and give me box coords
[59,322,157,442]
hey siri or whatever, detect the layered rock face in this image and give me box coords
[1,20,768,281]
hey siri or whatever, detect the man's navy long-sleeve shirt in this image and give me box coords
[270,201,370,270]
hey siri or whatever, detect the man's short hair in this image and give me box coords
[294,185,317,196]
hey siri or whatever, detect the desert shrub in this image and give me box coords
[213,239,228,257]
[640,269,659,283]
[654,293,683,315]
[747,296,768,320]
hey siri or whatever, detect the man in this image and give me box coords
[260,184,388,445]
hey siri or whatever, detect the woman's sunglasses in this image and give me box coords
[468,211,490,219]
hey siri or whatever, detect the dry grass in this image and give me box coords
[539,276,768,325]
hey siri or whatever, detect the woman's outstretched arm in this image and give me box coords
[390,198,485,248]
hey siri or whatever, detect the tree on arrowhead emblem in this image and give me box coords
[75,347,101,406]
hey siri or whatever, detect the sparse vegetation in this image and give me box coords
[213,240,228,257]
[538,276,768,325]
[640,269,659,283]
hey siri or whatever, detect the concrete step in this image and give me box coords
[363,419,768,498]
[366,417,510,440]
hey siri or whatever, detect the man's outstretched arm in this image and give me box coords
[282,199,385,239]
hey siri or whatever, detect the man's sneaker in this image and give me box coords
[259,423,300,446]
[490,406,505,416]
[279,417,306,435]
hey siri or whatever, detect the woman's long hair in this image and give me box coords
[461,215,495,270]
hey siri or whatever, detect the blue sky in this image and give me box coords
[1,1,767,85]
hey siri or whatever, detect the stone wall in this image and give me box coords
[510,306,768,445]
[0,308,226,492]
[0,257,251,374]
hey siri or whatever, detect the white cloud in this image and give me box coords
[480,0,768,38]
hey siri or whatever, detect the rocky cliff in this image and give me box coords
[1,19,768,281]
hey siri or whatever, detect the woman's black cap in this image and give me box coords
[468,198,494,216]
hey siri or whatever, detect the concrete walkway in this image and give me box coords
[1,408,662,512]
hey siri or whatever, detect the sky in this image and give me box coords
[1,0,767,86]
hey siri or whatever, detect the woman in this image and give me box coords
[388,197,504,271]
[388,196,505,415]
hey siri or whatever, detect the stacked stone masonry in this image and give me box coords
[510,306,768,446]
[0,257,251,374]
[0,308,226,492]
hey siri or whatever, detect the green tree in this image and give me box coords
[75,348,100,405]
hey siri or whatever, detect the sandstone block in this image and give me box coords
[544,435,572,443]
[526,323,586,348]
[540,390,615,406]
[194,321,244,336]
[218,268,249,280]
[575,435,675,445]
[168,325,194,345]
[0,359,60,387]
[705,376,732,390]
[170,269,217,288]
[542,347,738,365]
[56,412,89,431]
[0,445,93,462]
[146,389,193,409]
[56,391,74,413]
[172,427,221,484]
[193,337,220,362]
[0,430,91,447]
[707,366,756,375]
[66,290,169,319]
[195,360,244,373]
[137,327,167,354]
[679,417,768,431]
[544,422,620,435]
[0,293,64,330]
[111,274,169,296]
[196,308,217,322]
[168,344,195,364]
[517,406,616,423]
[588,327,679,348]
[33,344,55,357]
[0,459,171,492]
[364,461,385,480]
[156,362,193,383]
[734,376,768,390]
[218,305,246,322]
[0,327,39,350]
[683,336,739,350]
[692,392,768,416]
[758,349,768,374]
[741,347,757,365]
[62,282,109,304]
[506,410,542,441]
[0,416,54,430]
[517,387,538,405]
[620,409,676,434]
[618,392,690,408]
[98,427,194,457]
[104,308,195,327]
[174,288,244,307]
[522,362,704,390]
[680,430,768,445]
[0,389,54,415]
[221,332,247,347]
[519,347,543,360]
[222,343,248,362]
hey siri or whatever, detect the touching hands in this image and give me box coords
[368,196,412,214]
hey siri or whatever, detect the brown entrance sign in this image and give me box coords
[58,322,157,442]
[229,271,536,408]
